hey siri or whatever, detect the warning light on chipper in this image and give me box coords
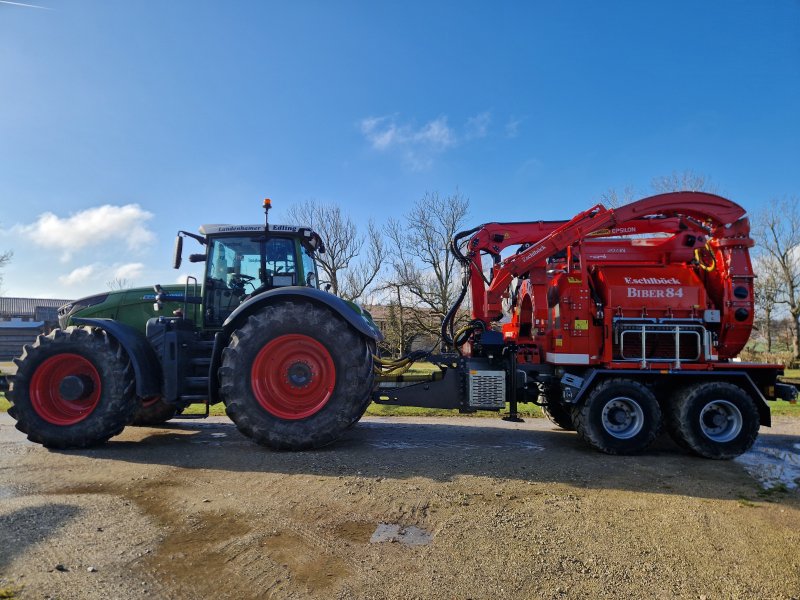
[263,198,272,208]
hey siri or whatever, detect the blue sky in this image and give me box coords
[1,0,798,298]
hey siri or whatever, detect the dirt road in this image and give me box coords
[1,413,799,599]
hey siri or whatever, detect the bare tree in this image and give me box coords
[752,197,800,359]
[651,169,718,194]
[384,190,470,340]
[753,255,781,352]
[601,170,717,209]
[106,277,130,291]
[0,250,12,294]
[599,185,637,208]
[286,200,384,303]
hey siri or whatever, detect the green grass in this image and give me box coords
[1,361,798,419]
[0,585,23,599]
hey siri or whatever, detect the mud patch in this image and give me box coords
[335,520,375,544]
[259,530,350,591]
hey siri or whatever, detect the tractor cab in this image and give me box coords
[193,224,323,327]
[169,198,325,328]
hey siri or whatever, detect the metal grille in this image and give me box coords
[615,323,705,366]
[467,370,506,409]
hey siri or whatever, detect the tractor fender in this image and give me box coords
[72,317,162,399]
[221,287,383,342]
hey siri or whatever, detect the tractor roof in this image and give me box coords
[199,223,313,236]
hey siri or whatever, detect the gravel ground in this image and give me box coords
[1,413,799,600]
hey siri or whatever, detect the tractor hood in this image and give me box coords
[59,284,196,333]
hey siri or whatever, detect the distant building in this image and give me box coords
[0,297,72,361]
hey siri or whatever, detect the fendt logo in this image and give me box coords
[623,277,681,285]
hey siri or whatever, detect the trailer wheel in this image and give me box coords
[220,301,374,450]
[666,382,759,459]
[541,386,575,431]
[7,327,137,448]
[572,378,661,455]
[130,397,176,426]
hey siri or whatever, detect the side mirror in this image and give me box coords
[173,235,183,269]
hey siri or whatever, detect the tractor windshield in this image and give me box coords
[204,236,298,327]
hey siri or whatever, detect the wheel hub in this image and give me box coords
[601,397,644,439]
[58,375,95,402]
[699,400,743,442]
[286,362,313,388]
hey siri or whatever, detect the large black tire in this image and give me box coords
[219,301,375,450]
[665,381,760,459]
[541,385,575,431]
[346,339,377,429]
[572,378,662,455]
[7,327,138,449]
[130,397,177,426]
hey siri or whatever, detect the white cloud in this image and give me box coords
[14,204,155,261]
[114,262,145,281]
[360,115,459,170]
[465,112,491,140]
[58,264,96,286]
[505,117,522,138]
[359,112,509,170]
[360,115,456,152]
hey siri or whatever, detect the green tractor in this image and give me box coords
[7,200,381,449]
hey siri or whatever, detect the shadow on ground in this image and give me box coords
[50,418,800,503]
[0,504,81,571]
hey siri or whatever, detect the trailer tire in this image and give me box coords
[665,381,759,459]
[541,386,575,431]
[220,301,374,450]
[130,397,176,426]
[573,378,661,455]
[7,327,137,448]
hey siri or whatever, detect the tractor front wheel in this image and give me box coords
[220,301,374,450]
[7,327,137,448]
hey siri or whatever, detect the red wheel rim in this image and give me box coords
[29,353,101,425]
[251,334,336,420]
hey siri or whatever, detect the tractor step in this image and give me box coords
[184,376,208,389]
[177,394,210,419]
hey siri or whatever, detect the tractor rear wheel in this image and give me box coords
[130,397,176,426]
[220,301,374,450]
[665,381,759,459]
[7,327,137,448]
[572,378,661,455]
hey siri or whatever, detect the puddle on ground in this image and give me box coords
[736,442,800,490]
[370,523,432,546]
